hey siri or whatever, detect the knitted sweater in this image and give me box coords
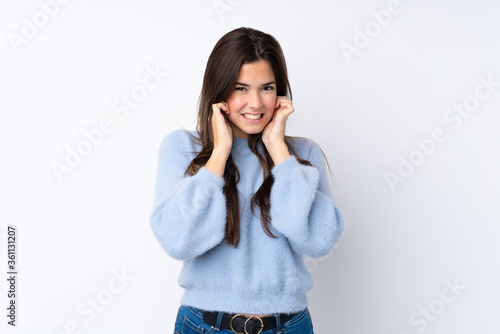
[149,129,345,314]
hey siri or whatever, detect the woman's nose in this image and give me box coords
[247,91,263,109]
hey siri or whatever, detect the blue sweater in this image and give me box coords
[149,129,345,314]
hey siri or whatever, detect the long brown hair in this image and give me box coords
[182,27,318,247]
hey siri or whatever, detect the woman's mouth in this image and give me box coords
[242,113,263,120]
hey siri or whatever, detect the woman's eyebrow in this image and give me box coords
[235,81,276,86]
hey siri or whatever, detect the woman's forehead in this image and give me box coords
[236,60,275,83]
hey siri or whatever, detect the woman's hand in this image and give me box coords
[211,102,233,156]
[262,96,293,165]
[262,97,294,146]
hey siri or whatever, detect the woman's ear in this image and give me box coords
[221,101,230,114]
[275,98,280,109]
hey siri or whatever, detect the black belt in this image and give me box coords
[202,310,298,334]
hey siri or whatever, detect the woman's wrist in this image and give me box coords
[267,142,290,166]
[205,149,229,177]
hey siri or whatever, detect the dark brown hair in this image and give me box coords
[182,27,320,247]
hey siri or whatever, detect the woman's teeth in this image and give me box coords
[243,113,262,120]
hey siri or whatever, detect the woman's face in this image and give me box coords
[225,60,278,139]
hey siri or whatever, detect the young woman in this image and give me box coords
[150,27,345,334]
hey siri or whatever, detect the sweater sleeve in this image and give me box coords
[149,130,227,260]
[269,139,345,258]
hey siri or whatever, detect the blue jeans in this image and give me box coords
[173,305,314,334]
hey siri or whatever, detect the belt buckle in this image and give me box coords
[230,314,264,334]
[245,316,264,334]
[230,314,245,334]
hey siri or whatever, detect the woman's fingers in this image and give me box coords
[274,97,294,121]
[212,102,229,115]
[211,102,233,154]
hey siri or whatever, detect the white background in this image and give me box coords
[1,0,499,333]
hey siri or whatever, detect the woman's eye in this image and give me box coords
[235,87,246,91]
[263,86,274,91]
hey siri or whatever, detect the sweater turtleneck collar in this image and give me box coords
[232,135,249,152]
[231,135,269,156]
[232,135,247,144]
[233,136,248,146]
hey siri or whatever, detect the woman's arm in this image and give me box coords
[149,129,227,260]
[269,139,345,258]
